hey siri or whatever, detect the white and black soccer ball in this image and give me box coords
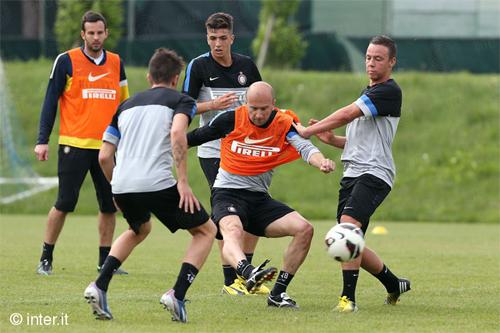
[325,223,365,262]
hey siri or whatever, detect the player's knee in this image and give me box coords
[298,221,314,241]
[194,219,217,238]
[206,219,217,237]
[220,220,243,240]
[54,199,77,213]
[290,218,313,242]
[50,206,68,218]
[339,215,362,228]
[136,222,152,238]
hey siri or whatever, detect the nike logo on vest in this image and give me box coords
[243,136,273,145]
[88,72,110,82]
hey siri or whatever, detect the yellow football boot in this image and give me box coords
[221,278,250,296]
[334,296,358,313]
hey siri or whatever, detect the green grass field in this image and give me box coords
[0,215,498,332]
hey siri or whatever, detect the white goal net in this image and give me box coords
[0,58,58,205]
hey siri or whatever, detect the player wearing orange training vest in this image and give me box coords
[188,81,335,308]
[34,11,129,276]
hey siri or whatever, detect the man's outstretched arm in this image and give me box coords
[187,110,235,147]
[286,129,335,174]
[293,103,363,139]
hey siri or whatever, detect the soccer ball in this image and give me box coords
[325,223,365,262]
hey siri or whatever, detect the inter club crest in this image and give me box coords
[237,72,247,85]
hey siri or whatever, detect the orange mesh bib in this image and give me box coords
[220,105,300,176]
[59,48,121,149]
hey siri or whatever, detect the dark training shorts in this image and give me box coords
[55,145,116,213]
[337,173,391,234]
[211,188,294,238]
[113,185,210,234]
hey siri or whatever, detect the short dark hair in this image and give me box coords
[81,11,107,31]
[369,35,397,59]
[148,48,185,84]
[205,12,233,32]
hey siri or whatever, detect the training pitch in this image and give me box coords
[0,216,498,332]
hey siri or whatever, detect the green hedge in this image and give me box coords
[2,60,499,223]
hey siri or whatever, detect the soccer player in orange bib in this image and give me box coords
[34,11,129,275]
[188,81,335,308]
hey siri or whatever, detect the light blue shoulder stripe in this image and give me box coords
[361,94,378,116]
[286,130,298,139]
[190,104,197,118]
[183,52,209,92]
[105,125,121,139]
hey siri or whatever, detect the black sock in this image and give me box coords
[372,264,399,293]
[173,262,199,300]
[40,242,54,262]
[223,265,238,286]
[95,256,121,292]
[341,270,359,303]
[99,246,111,267]
[271,271,294,297]
[244,252,254,264]
[236,259,254,280]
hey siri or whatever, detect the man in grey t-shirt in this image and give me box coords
[84,48,215,323]
[295,35,410,313]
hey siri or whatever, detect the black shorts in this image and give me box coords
[113,185,210,234]
[337,173,391,234]
[211,188,294,238]
[55,145,116,213]
[198,157,220,190]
